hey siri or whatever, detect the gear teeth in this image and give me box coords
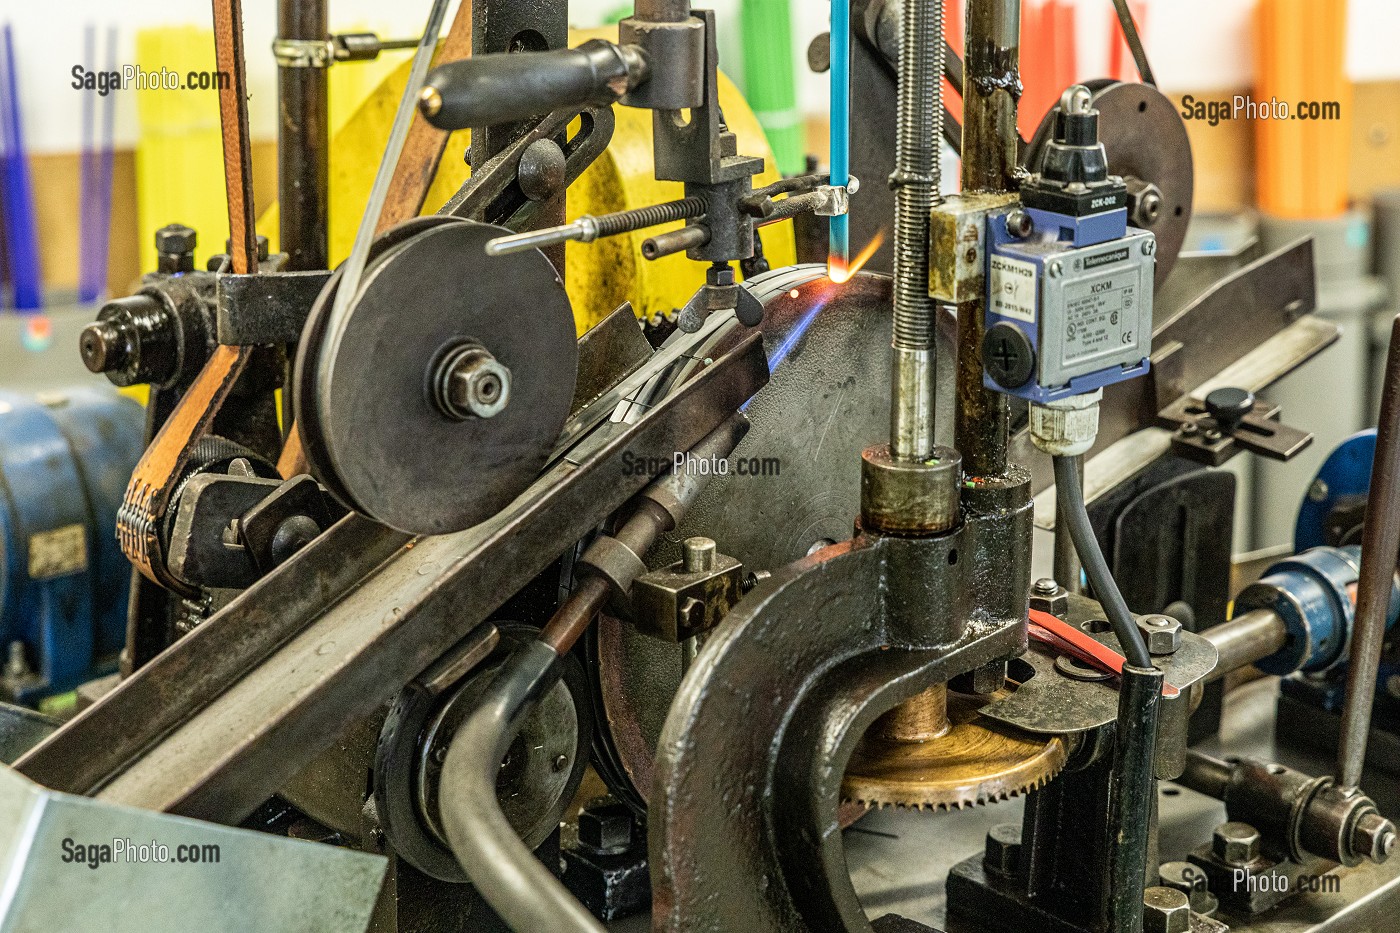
[842,754,1064,813]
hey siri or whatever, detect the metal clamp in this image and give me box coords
[630,537,744,642]
[272,38,333,69]
[1158,388,1312,466]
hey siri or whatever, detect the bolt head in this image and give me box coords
[1142,886,1191,933]
[1142,239,1157,256]
[578,799,635,854]
[1308,478,1330,502]
[682,536,717,573]
[1048,260,1063,278]
[1033,577,1060,596]
[1352,810,1397,863]
[447,351,512,419]
[155,223,197,255]
[1213,821,1261,865]
[1006,210,1034,238]
[984,823,1022,877]
[1139,614,1182,655]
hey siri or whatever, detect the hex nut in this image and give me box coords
[1213,821,1261,866]
[1142,885,1190,933]
[1139,614,1182,655]
[983,823,1022,877]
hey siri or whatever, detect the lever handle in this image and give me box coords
[418,39,645,130]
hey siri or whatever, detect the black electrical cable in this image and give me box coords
[1052,454,1153,670]
[1111,0,1157,87]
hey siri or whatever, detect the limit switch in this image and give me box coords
[983,86,1155,404]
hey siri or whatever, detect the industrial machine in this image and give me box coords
[7,1,1400,932]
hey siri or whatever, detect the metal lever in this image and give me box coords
[418,39,648,130]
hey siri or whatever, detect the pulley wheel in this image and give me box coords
[294,218,577,534]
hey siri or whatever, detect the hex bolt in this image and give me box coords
[1142,885,1190,933]
[1138,614,1182,655]
[155,223,197,274]
[577,799,635,855]
[983,823,1022,877]
[1033,578,1060,597]
[682,537,717,573]
[1212,821,1261,866]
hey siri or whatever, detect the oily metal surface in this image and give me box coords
[842,690,1067,811]
[1024,80,1194,290]
[308,218,578,534]
[591,266,959,808]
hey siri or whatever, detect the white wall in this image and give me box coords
[7,0,1400,154]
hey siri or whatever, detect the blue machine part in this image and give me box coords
[1294,429,1376,552]
[1235,546,1400,676]
[0,387,144,702]
[983,207,1155,403]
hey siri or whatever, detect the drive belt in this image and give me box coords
[116,0,259,593]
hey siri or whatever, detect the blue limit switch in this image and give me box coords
[982,86,1156,404]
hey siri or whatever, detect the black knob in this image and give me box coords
[79,320,128,373]
[1205,387,1255,432]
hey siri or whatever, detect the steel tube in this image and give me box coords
[1338,313,1400,789]
[277,0,328,272]
[954,0,1019,476]
[1203,608,1288,683]
[888,0,944,461]
[1178,749,1232,800]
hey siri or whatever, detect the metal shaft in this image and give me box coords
[1338,314,1400,789]
[887,0,943,461]
[276,0,328,272]
[954,0,1019,477]
[1203,608,1288,683]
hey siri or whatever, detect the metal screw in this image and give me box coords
[1142,885,1190,933]
[1006,210,1034,238]
[1138,614,1181,655]
[683,537,717,573]
[1308,478,1330,502]
[552,753,569,773]
[1212,821,1261,866]
[1048,260,1063,278]
[1142,240,1157,256]
[1033,578,1060,596]
[1179,422,1198,436]
[1202,427,1223,442]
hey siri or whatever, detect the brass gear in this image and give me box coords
[842,685,1067,811]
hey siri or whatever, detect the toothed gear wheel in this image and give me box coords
[842,687,1067,811]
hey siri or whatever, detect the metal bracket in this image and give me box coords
[929,191,1018,303]
[216,268,332,345]
[630,547,744,642]
[1158,395,1313,466]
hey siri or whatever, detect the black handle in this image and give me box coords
[419,39,641,130]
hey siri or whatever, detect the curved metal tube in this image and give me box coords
[438,641,606,933]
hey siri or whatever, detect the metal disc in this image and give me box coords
[299,219,577,534]
[1024,80,1194,290]
[589,265,959,809]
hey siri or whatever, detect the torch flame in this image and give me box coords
[829,230,886,284]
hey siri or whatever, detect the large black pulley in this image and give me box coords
[294,218,578,534]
